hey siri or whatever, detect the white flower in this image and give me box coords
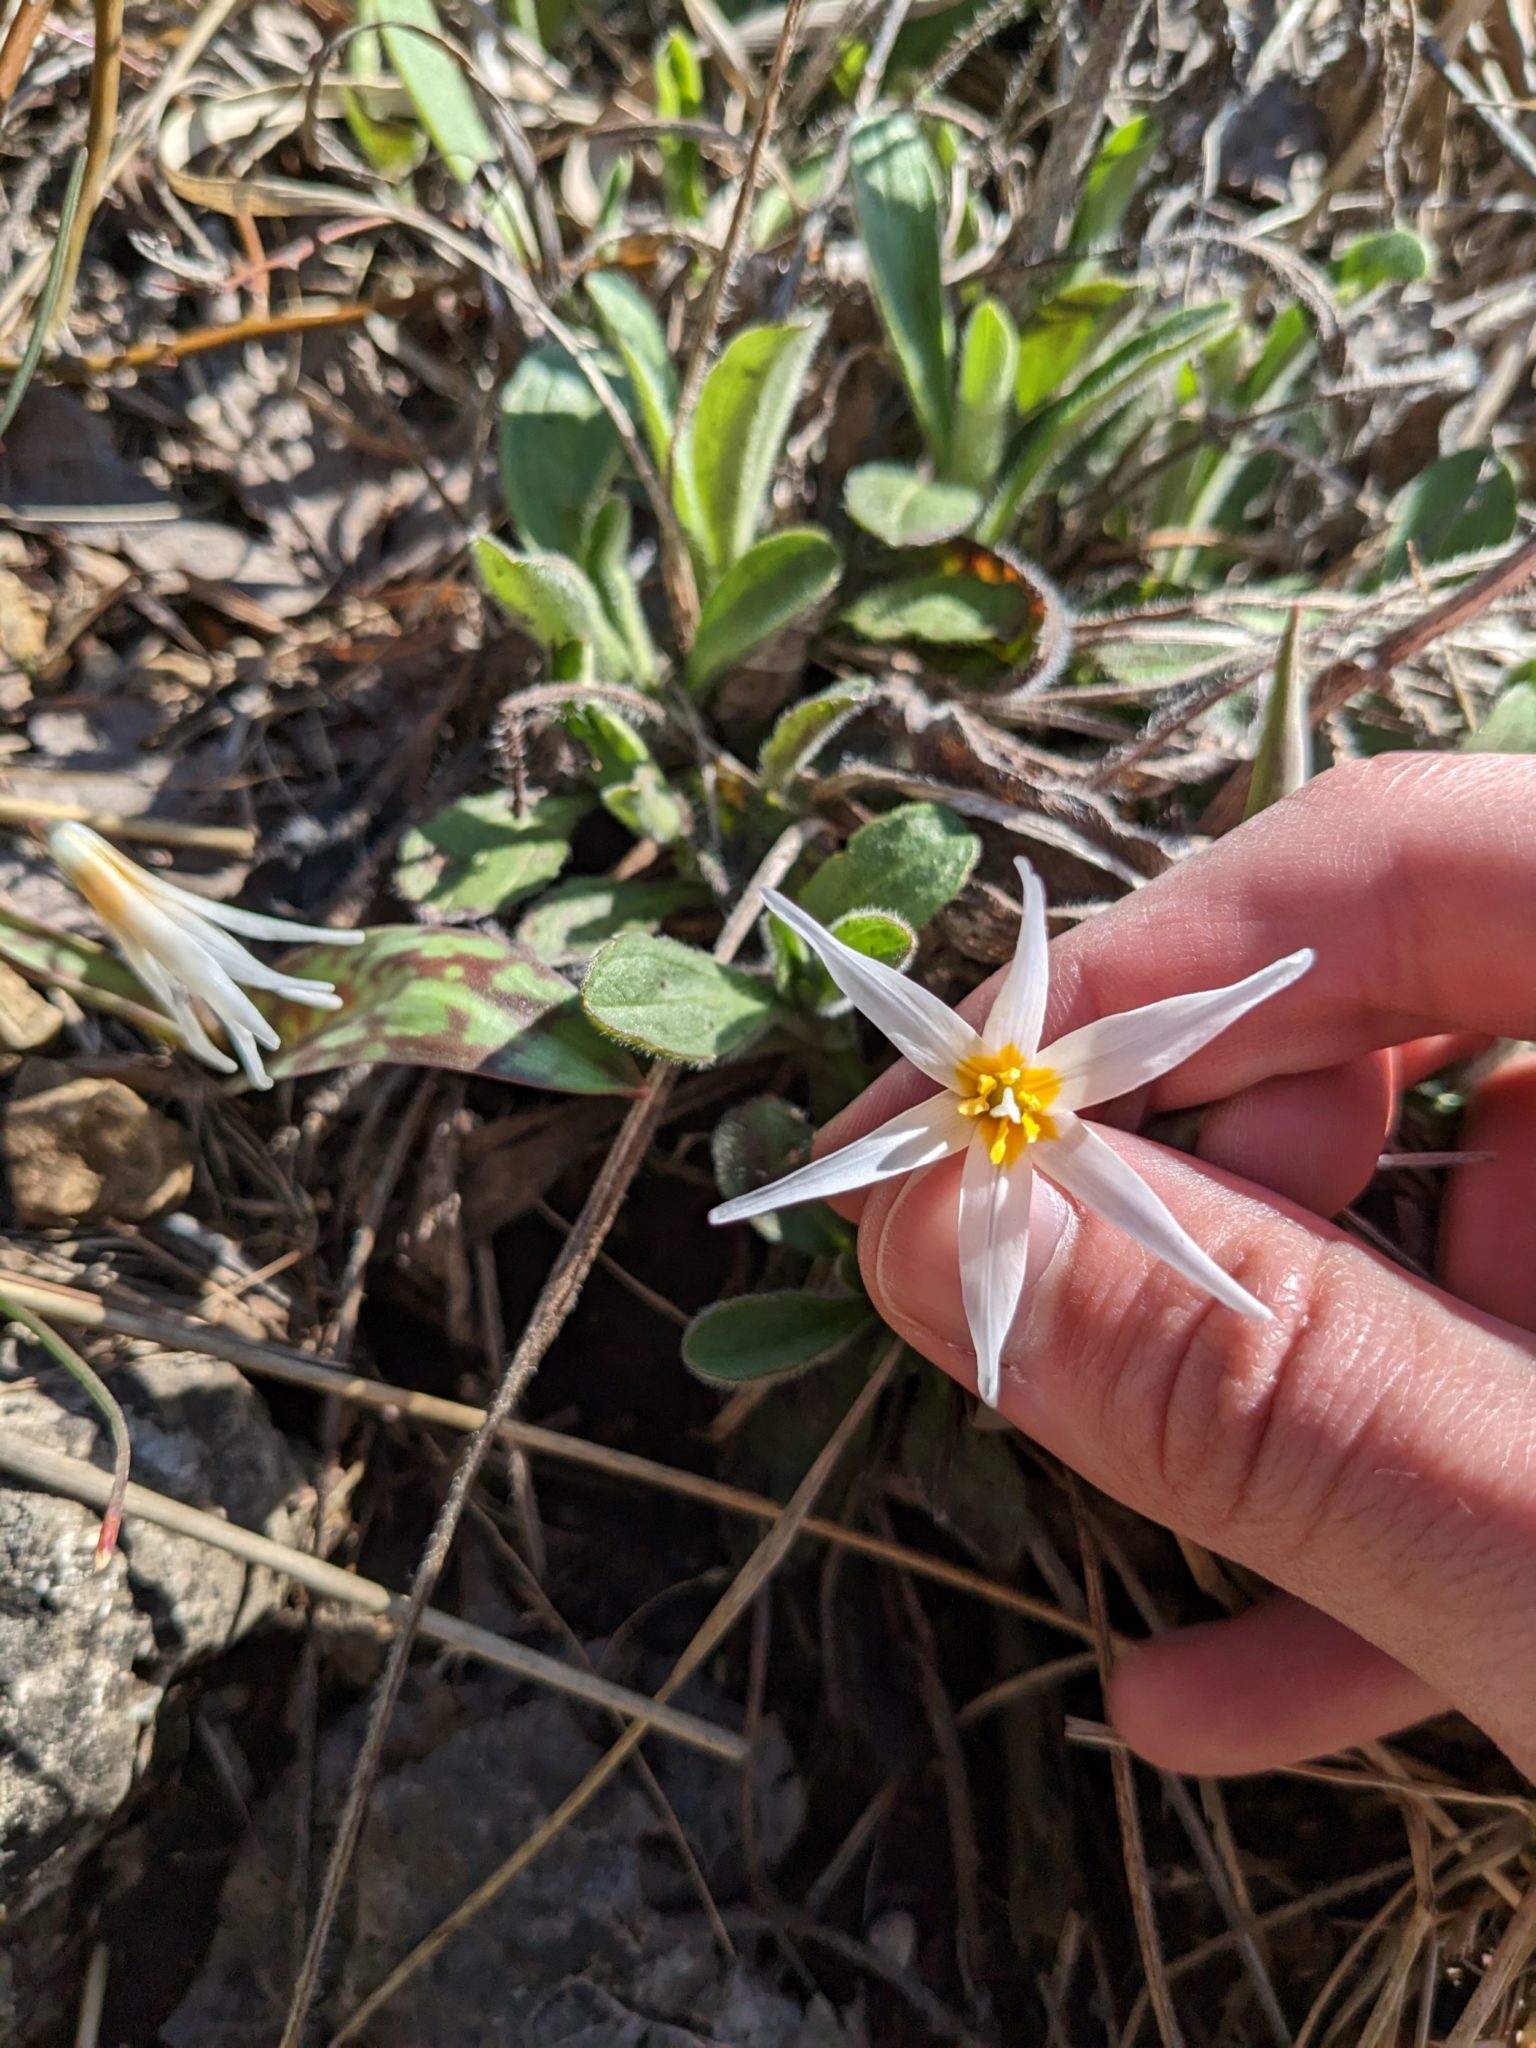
[709,860,1314,1406]
[47,822,365,1091]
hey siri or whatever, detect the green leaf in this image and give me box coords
[1244,606,1312,817]
[261,928,641,1094]
[850,112,953,459]
[759,676,874,796]
[517,877,705,967]
[686,527,841,695]
[498,346,621,560]
[1331,230,1432,303]
[800,801,979,928]
[677,320,824,583]
[1375,449,1517,588]
[474,538,632,677]
[395,791,585,914]
[844,463,980,547]
[585,496,658,685]
[582,933,777,1062]
[841,570,1038,646]
[1068,114,1159,255]
[682,1292,873,1384]
[828,908,916,969]
[343,29,427,178]
[370,0,534,258]
[655,29,707,221]
[981,301,1234,540]
[565,702,688,843]
[1462,672,1536,753]
[850,112,954,464]
[586,271,678,473]
[1014,280,1130,415]
[710,1095,849,1254]
[948,297,1018,494]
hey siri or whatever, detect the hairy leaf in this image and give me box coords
[682,1292,873,1383]
[583,933,777,1062]
[686,527,841,694]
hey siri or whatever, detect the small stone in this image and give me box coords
[0,963,61,1051]
[2,1077,194,1225]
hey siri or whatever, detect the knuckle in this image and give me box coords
[1110,1242,1367,1563]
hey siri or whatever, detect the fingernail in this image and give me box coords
[874,1169,1073,1348]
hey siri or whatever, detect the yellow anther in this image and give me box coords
[953,1043,1064,1170]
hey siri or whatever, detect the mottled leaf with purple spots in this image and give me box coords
[261,926,641,1094]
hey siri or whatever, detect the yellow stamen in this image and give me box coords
[953,1044,1061,1171]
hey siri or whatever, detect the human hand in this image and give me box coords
[821,752,1536,1778]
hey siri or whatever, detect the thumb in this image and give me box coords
[858,1130,1536,1778]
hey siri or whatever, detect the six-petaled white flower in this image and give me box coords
[710,860,1314,1406]
[47,822,365,1091]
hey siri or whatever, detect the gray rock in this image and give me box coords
[0,1347,306,1923]
[167,1676,841,2048]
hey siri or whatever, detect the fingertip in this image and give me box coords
[1108,1596,1445,1775]
[1441,1051,1536,1330]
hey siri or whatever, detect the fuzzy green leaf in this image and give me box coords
[841,571,1038,646]
[981,301,1234,540]
[677,320,824,582]
[370,0,533,257]
[582,933,777,1062]
[474,538,632,677]
[261,928,641,1094]
[1068,114,1159,255]
[844,464,980,547]
[850,112,954,464]
[800,801,979,928]
[1014,281,1130,415]
[1462,674,1536,753]
[948,298,1018,494]
[686,527,841,695]
[585,271,678,472]
[828,908,916,969]
[682,1291,873,1384]
[759,676,874,795]
[499,346,621,559]
[709,1095,849,1254]
[585,496,659,685]
[1376,449,1517,588]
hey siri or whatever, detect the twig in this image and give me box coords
[72,1943,110,2048]
[0,0,50,106]
[1441,1876,1536,2046]
[277,815,828,2046]
[326,1341,904,2045]
[1,1289,130,1565]
[0,797,255,855]
[0,1263,1098,1641]
[0,1433,746,1762]
[1070,1480,1186,2048]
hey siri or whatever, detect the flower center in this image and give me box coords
[954,1046,1062,1169]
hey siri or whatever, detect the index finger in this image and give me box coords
[822,751,1536,1152]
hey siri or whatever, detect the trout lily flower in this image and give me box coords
[710,861,1314,1407]
[47,822,365,1091]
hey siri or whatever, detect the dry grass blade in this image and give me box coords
[326,1340,903,2046]
[0,799,254,854]
[278,817,828,2047]
[0,1433,746,1761]
[1071,1480,1186,2048]
[1441,1875,1536,2046]
[49,0,123,337]
[0,1264,1098,1641]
